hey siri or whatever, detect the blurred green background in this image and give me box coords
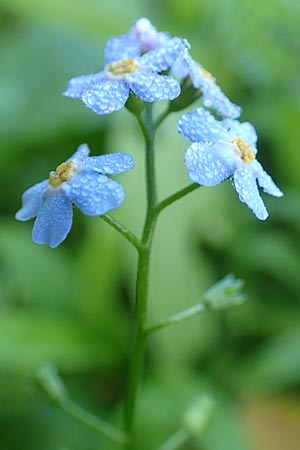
[0,0,300,449]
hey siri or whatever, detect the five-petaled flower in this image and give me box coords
[64,32,187,115]
[178,108,283,220]
[128,18,240,119]
[15,145,134,248]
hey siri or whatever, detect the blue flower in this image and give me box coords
[174,50,241,119]
[129,18,240,118]
[15,145,134,247]
[64,32,187,115]
[129,17,170,54]
[110,17,180,58]
[179,108,283,220]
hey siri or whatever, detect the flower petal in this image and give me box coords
[178,108,227,143]
[222,119,258,146]
[104,35,141,64]
[202,83,241,119]
[252,160,283,197]
[128,71,180,102]
[32,188,73,248]
[84,153,134,175]
[171,54,190,79]
[63,172,125,216]
[182,53,241,119]
[130,18,169,53]
[67,143,90,164]
[233,166,268,220]
[185,142,233,186]
[63,73,103,99]
[81,79,129,114]
[141,37,187,72]
[15,180,49,221]
[181,51,203,84]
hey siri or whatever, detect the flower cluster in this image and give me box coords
[63,17,240,119]
[16,18,283,247]
[63,29,187,114]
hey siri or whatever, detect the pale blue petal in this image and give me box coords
[252,160,284,197]
[63,73,103,98]
[32,189,73,248]
[171,55,189,79]
[233,166,268,220]
[81,79,129,114]
[185,142,233,186]
[178,108,227,143]
[222,119,258,146]
[84,153,134,175]
[128,71,180,102]
[181,51,202,84]
[182,53,241,119]
[63,172,125,216]
[15,180,48,221]
[141,37,187,72]
[67,143,90,164]
[202,83,241,119]
[130,18,169,53]
[104,35,141,64]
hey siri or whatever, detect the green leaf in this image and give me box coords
[0,310,118,371]
[236,328,300,393]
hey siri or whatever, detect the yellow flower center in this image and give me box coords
[108,59,138,76]
[49,162,75,187]
[233,138,255,164]
[199,65,215,81]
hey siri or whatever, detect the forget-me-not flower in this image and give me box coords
[15,145,134,248]
[179,108,283,220]
[176,51,241,119]
[127,19,240,119]
[64,31,187,115]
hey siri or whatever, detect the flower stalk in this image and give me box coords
[16,16,284,450]
[124,104,158,448]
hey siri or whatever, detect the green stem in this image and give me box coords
[157,428,189,450]
[142,104,157,211]
[155,183,200,217]
[100,214,141,251]
[146,303,206,336]
[61,398,127,445]
[124,104,158,448]
[123,108,201,449]
[155,106,171,128]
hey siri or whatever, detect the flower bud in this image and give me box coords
[183,394,215,436]
[203,274,245,310]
